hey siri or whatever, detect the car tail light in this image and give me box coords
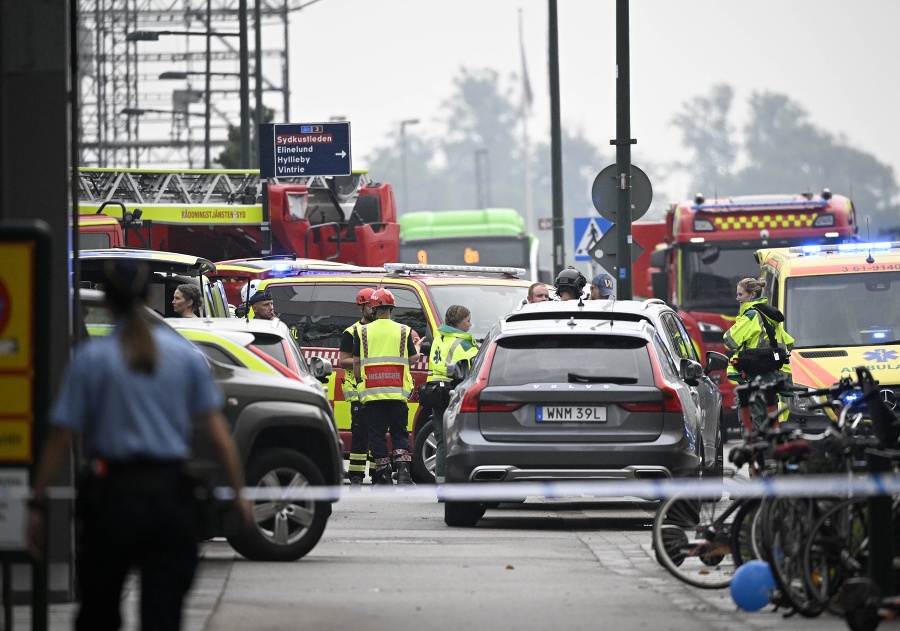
[458,345,522,413]
[248,345,301,381]
[621,350,683,414]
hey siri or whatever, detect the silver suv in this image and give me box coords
[442,298,727,527]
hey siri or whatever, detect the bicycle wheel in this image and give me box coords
[652,493,738,589]
[760,496,828,617]
[802,498,869,615]
[730,498,761,567]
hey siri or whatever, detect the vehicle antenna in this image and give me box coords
[866,218,875,264]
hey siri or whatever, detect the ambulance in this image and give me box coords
[755,242,900,428]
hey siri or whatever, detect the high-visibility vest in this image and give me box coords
[358,319,412,403]
[341,320,364,401]
[428,330,478,382]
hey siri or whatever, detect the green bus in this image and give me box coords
[398,208,541,280]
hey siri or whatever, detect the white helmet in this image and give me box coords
[240,279,260,303]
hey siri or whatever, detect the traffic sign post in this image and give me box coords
[258,122,352,178]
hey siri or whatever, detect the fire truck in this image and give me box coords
[634,189,858,436]
[75,168,399,267]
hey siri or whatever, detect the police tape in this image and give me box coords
[34,472,900,503]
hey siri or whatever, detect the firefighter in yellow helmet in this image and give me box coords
[353,289,422,486]
[339,288,377,489]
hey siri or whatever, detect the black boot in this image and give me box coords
[396,462,415,487]
[374,468,394,487]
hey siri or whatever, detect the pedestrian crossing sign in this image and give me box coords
[574,217,612,262]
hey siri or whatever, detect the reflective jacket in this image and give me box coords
[358,318,413,402]
[342,320,364,401]
[428,325,478,382]
[723,298,794,382]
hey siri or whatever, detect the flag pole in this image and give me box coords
[519,9,534,237]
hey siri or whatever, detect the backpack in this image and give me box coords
[732,311,789,375]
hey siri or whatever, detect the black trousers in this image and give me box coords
[364,400,411,470]
[75,464,200,631]
[348,401,371,478]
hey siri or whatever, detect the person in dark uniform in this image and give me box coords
[27,259,252,631]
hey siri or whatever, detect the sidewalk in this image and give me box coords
[12,542,235,631]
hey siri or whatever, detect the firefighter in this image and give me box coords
[339,288,377,488]
[554,266,587,301]
[427,305,479,484]
[724,277,795,432]
[353,289,422,486]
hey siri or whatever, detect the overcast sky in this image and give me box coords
[285,0,900,204]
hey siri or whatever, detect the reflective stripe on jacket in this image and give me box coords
[723,298,794,381]
[342,321,363,401]
[428,325,478,382]
[359,319,412,402]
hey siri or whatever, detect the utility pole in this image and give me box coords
[548,0,565,277]
[613,0,634,300]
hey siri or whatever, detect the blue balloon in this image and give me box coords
[730,561,776,611]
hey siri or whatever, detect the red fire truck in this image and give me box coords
[634,190,858,437]
[75,168,399,267]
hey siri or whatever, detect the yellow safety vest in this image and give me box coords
[358,319,412,403]
[428,331,478,382]
[342,320,364,401]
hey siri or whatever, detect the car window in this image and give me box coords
[652,332,679,379]
[660,313,698,362]
[487,334,653,386]
[195,342,240,366]
[80,232,110,249]
[251,333,289,366]
[428,284,529,341]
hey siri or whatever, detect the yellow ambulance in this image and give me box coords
[755,242,900,428]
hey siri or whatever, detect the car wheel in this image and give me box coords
[412,417,436,484]
[444,500,486,527]
[227,448,329,562]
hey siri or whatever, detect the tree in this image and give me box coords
[671,85,900,234]
[217,106,276,169]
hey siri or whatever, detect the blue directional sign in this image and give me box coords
[259,122,352,178]
[573,216,612,262]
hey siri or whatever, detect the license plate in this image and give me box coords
[536,406,607,422]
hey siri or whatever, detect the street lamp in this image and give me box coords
[126,15,251,168]
[400,118,420,214]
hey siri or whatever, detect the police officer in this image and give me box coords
[428,305,479,484]
[248,289,277,320]
[339,288,376,488]
[27,260,252,631]
[353,289,421,486]
[554,266,587,301]
[724,277,795,432]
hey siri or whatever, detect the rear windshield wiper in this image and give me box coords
[567,373,638,384]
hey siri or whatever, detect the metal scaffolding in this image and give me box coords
[78,0,310,168]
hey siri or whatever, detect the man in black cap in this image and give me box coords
[248,289,277,320]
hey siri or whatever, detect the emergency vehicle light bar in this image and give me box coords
[693,200,828,212]
[384,263,527,277]
[790,242,900,255]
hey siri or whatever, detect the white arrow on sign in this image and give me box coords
[335,150,347,158]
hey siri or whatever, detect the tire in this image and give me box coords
[444,500,486,527]
[730,498,761,567]
[227,448,330,562]
[759,496,827,617]
[412,417,436,484]
[652,493,738,589]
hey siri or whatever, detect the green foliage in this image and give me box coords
[672,84,900,236]
[217,106,276,169]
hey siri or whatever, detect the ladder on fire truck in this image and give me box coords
[76,167,369,207]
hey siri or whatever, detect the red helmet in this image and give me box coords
[356,288,375,305]
[369,288,395,308]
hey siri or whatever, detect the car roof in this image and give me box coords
[499,316,655,338]
[80,247,216,276]
[505,298,673,326]
[164,316,293,337]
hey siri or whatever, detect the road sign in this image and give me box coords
[259,122,352,178]
[587,224,644,273]
[573,217,612,262]
[591,164,653,222]
[537,217,553,231]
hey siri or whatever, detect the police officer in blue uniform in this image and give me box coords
[27,260,252,631]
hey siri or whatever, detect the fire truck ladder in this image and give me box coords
[76,168,370,206]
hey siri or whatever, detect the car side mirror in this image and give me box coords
[447,360,469,381]
[309,356,333,383]
[679,358,703,386]
[704,351,729,375]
